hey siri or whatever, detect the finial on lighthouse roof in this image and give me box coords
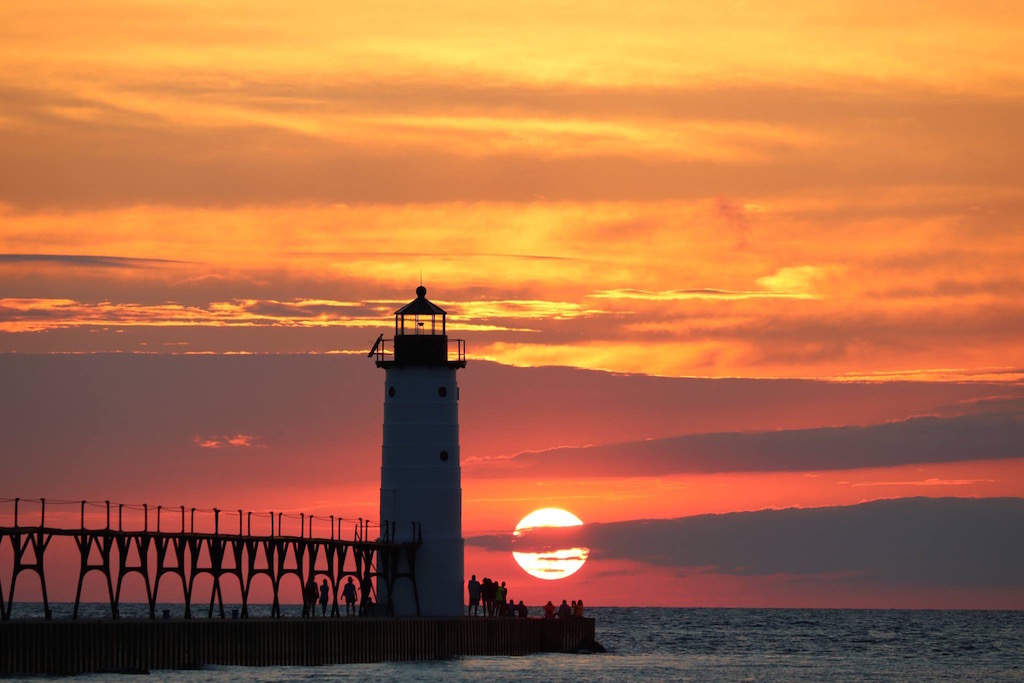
[394,286,445,316]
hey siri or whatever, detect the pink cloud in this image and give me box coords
[193,433,261,449]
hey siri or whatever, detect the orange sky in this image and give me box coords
[2,1,1023,608]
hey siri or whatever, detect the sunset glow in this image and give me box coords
[2,0,1023,609]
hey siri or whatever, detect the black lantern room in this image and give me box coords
[372,286,466,368]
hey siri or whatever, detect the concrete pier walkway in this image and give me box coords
[0,616,598,675]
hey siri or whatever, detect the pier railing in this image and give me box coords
[0,497,422,621]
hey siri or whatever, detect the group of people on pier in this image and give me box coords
[543,599,585,619]
[466,575,584,619]
[466,575,526,617]
[302,576,360,617]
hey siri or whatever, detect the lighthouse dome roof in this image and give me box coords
[394,286,447,316]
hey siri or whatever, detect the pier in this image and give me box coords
[0,497,600,674]
[0,616,598,675]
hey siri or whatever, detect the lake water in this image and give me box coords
[6,605,1024,681]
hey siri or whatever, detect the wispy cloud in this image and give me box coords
[590,266,833,302]
[0,253,190,268]
[850,478,996,488]
[192,433,262,449]
[289,251,587,262]
[478,409,1024,476]
[589,287,817,301]
[0,297,537,333]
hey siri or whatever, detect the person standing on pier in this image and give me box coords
[495,581,507,616]
[467,574,481,616]
[482,578,494,616]
[319,579,330,617]
[304,578,318,618]
[343,577,358,616]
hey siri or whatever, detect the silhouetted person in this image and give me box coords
[304,578,318,618]
[543,600,556,618]
[516,600,528,618]
[557,599,571,618]
[319,579,329,617]
[506,599,515,617]
[467,574,481,616]
[482,578,495,617]
[495,581,507,615]
[574,599,584,617]
[342,577,357,616]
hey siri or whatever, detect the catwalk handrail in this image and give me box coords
[372,336,466,364]
[0,497,399,541]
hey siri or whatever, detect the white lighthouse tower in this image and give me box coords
[371,285,466,616]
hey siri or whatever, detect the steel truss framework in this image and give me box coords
[0,500,422,621]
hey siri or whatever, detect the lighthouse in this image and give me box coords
[371,286,466,616]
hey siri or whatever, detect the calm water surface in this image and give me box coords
[8,605,1024,682]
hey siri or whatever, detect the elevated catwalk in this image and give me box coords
[0,499,421,621]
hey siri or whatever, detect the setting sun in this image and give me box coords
[512,508,591,580]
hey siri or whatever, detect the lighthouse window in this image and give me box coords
[439,450,449,462]
[388,386,396,397]
[438,386,447,398]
